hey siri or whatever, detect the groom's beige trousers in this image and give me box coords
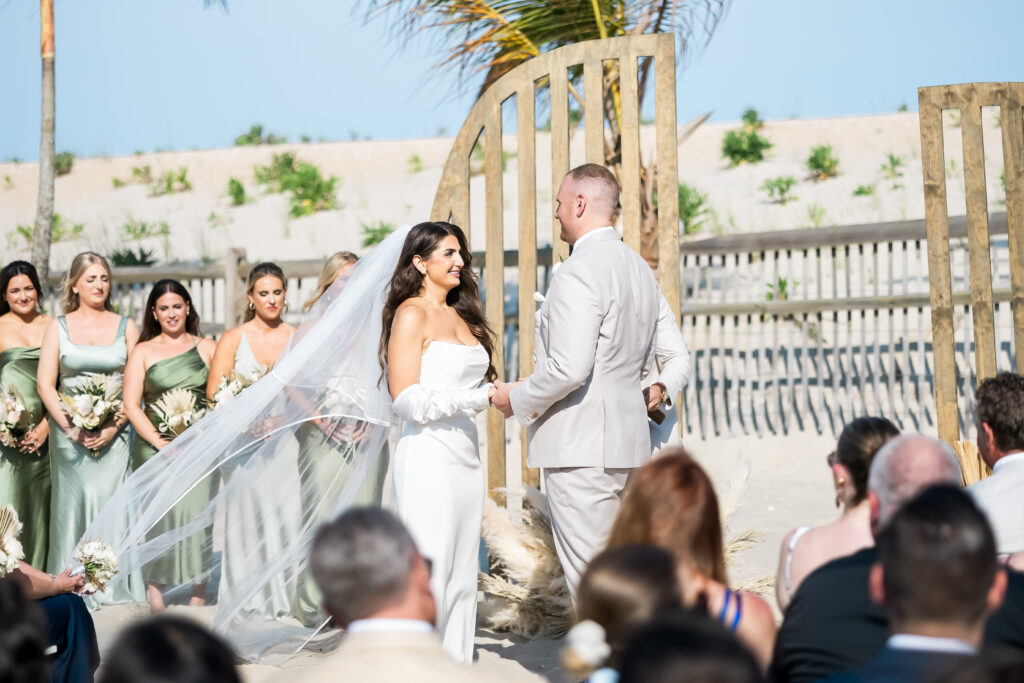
[543,466,632,606]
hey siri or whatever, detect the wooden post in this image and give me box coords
[224,248,247,330]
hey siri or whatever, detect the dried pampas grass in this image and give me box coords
[953,441,992,486]
[0,505,24,576]
[478,487,572,638]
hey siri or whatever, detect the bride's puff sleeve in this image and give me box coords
[391,382,492,424]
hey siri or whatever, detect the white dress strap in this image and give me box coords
[784,526,812,595]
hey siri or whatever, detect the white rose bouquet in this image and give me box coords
[151,388,207,438]
[0,505,24,577]
[71,539,119,594]
[0,385,27,450]
[59,372,123,455]
[210,367,267,410]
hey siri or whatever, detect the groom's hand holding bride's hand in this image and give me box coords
[489,380,517,418]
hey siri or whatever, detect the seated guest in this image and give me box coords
[776,417,899,610]
[618,610,763,683]
[969,373,1024,557]
[824,485,1006,682]
[98,616,240,683]
[771,434,1024,683]
[277,508,541,683]
[606,447,776,668]
[563,545,683,682]
[5,560,98,683]
[0,580,49,683]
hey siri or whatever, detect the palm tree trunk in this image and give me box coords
[32,0,55,285]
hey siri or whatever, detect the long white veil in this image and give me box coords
[79,225,412,660]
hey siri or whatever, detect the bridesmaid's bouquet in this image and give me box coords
[0,505,24,577]
[152,388,207,438]
[0,385,27,449]
[71,539,119,594]
[210,368,268,410]
[59,372,123,432]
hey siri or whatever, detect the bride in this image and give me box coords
[381,222,497,663]
[75,223,495,661]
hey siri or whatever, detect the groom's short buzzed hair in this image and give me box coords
[310,507,419,626]
[567,163,620,213]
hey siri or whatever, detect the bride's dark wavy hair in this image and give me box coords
[378,222,496,384]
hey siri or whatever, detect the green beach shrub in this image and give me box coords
[722,108,772,166]
[806,145,839,180]
[760,176,797,204]
[361,221,395,248]
[54,152,74,177]
[227,178,247,206]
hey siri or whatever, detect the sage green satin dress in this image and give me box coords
[131,345,210,586]
[46,317,137,606]
[0,346,51,568]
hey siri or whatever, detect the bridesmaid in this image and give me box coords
[292,250,391,625]
[301,251,357,312]
[207,262,297,617]
[0,261,52,568]
[206,262,295,395]
[37,252,138,600]
[123,280,215,612]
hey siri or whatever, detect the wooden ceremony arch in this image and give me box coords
[431,34,682,497]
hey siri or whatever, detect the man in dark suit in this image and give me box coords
[822,485,1005,682]
[771,435,1024,683]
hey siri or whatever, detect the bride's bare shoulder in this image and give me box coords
[391,299,427,335]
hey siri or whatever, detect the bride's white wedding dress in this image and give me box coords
[391,341,492,664]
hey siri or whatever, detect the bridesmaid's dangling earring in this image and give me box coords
[248,302,255,311]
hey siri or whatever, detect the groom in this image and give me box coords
[491,163,660,603]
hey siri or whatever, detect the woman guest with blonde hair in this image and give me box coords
[303,251,358,312]
[37,252,138,601]
[0,261,52,568]
[124,280,216,612]
[606,447,777,669]
[207,262,297,617]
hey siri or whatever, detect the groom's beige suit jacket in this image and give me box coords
[510,228,660,468]
[278,630,543,683]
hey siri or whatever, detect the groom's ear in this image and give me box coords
[575,192,586,218]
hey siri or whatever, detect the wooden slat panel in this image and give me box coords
[583,57,605,165]
[961,96,997,381]
[654,34,680,323]
[484,107,506,497]
[550,55,570,264]
[619,51,641,251]
[517,79,540,489]
[919,86,959,442]
[1000,96,1024,373]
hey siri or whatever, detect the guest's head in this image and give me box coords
[618,610,763,683]
[867,434,961,534]
[140,279,200,342]
[831,416,900,508]
[99,615,239,683]
[61,252,114,313]
[975,372,1024,469]
[378,222,495,382]
[0,261,44,318]
[244,262,287,323]
[937,650,1024,683]
[564,545,683,676]
[303,251,358,311]
[310,507,435,628]
[607,448,728,595]
[869,485,1005,647]
[0,580,49,683]
[555,164,620,244]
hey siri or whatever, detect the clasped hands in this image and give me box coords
[487,380,665,420]
[488,380,520,418]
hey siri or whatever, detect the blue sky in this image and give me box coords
[1,0,1021,160]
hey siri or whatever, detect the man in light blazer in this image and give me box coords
[969,372,1024,558]
[278,508,540,683]
[491,163,661,602]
